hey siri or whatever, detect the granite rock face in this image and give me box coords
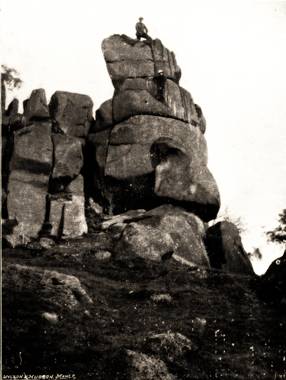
[102,35,181,85]
[51,134,83,184]
[4,108,88,245]
[89,34,219,222]
[49,91,93,137]
[24,88,50,123]
[49,175,88,238]
[1,33,251,283]
[6,122,53,245]
[205,221,254,275]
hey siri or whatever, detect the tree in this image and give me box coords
[267,209,286,245]
[1,64,23,113]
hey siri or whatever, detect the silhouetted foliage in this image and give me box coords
[1,65,23,112]
[1,65,23,89]
[247,247,262,260]
[267,209,286,244]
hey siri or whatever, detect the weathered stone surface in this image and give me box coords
[52,134,83,181]
[112,79,205,132]
[113,349,176,380]
[7,171,49,245]
[4,264,93,312]
[88,129,110,171]
[49,175,88,238]
[6,98,19,118]
[114,222,175,262]
[92,99,113,132]
[49,91,93,137]
[9,122,53,173]
[205,221,254,275]
[97,115,219,221]
[113,89,168,121]
[102,35,181,85]
[24,88,50,123]
[114,205,210,267]
[100,208,146,230]
[145,332,193,363]
[6,123,52,245]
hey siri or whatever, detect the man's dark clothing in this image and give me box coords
[136,21,151,41]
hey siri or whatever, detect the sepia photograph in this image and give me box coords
[1,0,286,378]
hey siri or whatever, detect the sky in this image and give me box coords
[1,0,286,274]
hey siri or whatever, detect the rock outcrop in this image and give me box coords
[88,34,220,222]
[3,31,283,380]
[205,221,254,275]
[1,35,251,276]
[3,89,90,246]
[6,122,53,246]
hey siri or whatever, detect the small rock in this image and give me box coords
[39,237,55,249]
[41,312,58,324]
[150,293,173,304]
[94,250,112,261]
[88,198,103,215]
[145,331,193,363]
[114,349,176,380]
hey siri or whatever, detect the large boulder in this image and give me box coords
[90,115,220,221]
[114,205,210,268]
[91,99,113,132]
[102,35,181,86]
[6,171,50,246]
[23,88,50,123]
[49,91,93,137]
[6,122,53,245]
[89,34,216,220]
[205,221,254,275]
[9,122,53,173]
[4,263,93,312]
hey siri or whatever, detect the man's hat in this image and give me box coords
[139,17,143,21]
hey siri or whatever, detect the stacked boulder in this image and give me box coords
[3,89,93,246]
[88,34,220,223]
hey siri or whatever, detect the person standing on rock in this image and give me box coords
[136,17,152,41]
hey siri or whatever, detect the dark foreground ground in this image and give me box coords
[3,235,286,380]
